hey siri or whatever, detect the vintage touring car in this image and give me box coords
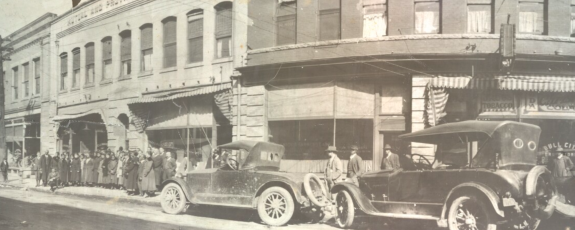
[332,121,559,230]
[159,140,311,226]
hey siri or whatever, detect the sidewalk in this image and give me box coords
[0,172,161,207]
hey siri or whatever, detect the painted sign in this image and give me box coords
[67,0,135,27]
[537,94,575,112]
[481,92,515,112]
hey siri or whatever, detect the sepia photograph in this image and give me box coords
[0,0,574,229]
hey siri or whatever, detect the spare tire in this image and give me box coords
[525,165,557,219]
[303,173,329,207]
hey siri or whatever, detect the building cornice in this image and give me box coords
[6,35,51,58]
[4,13,56,39]
[5,103,42,115]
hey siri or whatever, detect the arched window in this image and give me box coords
[59,52,68,91]
[120,30,132,77]
[187,9,204,63]
[163,17,177,68]
[215,2,232,58]
[72,47,81,88]
[102,36,113,81]
[140,24,153,71]
[85,42,95,85]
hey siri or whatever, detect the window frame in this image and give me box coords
[162,17,178,68]
[140,24,154,72]
[414,0,441,34]
[22,62,30,97]
[12,67,19,99]
[215,2,233,59]
[318,0,341,41]
[362,0,388,38]
[518,0,547,35]
[187,10,204,63]
[85,42,95,86]
[276,1,297,45]
[101,37,113,81]
[59,53,68,91]
[72,48,81,89]
[120,30,132,78]
[467,0,493,34]
[33,58,40,95]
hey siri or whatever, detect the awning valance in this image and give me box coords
[54,100,108,123]
[430,75,498,89]
[52,108,105,121]
[129,83,232,104]
[499,75,575,92]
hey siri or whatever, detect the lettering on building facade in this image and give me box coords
[67,0,135,27]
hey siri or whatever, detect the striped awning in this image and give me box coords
[499,75,575,92]
[430,75,498,89]
[128,83,232,104]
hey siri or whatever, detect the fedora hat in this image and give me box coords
[325,146,338,153]
[384,144,392,150]
[556,146,565,152]
[350,145,359,151]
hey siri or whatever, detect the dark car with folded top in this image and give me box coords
[332,120,560,230]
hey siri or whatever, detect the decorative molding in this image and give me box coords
[5,35,50,58]
[248,34,575,55]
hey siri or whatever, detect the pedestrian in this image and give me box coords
[40,151,51,186]
[324,146,343,193]
[138,153,146,195]
[70,153,81,186]
[34,154,42,186]
[549,147,574,183]
[93,152,102,187]
[152,148,164,189]
[124,151,140,195]
[108,155,118,189]
[48,168,60,192]
[140,151,156,197]
[347,145,364,186]
[80,153,87,186]
[51,153,60,177]
[381,144,401,170]
[162,151,176,181]
[59,154,70,187]
[175,152,189,179]
[101,153,110,188]
[117,152,126,190]
[84,154,95,186]
[0,158,9,182]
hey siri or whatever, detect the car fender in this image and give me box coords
[441,182,504,221]
[252,179,305,208]
[161,178,195,203]
[331,182,380,215]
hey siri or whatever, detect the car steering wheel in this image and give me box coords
[410,154,432,170]
[227,157,239,170]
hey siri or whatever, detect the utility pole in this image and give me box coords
[0,35,14,161]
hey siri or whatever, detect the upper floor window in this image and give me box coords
[519,0,546,35]
[571,2,575,36]
[163,17,177,68]
[467,0,492,33]
[363,0,387,38]
[72,48,80,89]
[140,24,153,72]
[414,0,440,34]
[23,63,29,97]
[215,2,233,58]
[188,10,204,63]
[276,1,297,45]
[12,67,19,99]
[60,53,68,91]
[33,58,40,95]
[318,0,341,41]
[102,37,112,81]
[85,43,95,85]
[120,30,132,77]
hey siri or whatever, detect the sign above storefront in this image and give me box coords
[480,92,515,113]
[66,0,135,27]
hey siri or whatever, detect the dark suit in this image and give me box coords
[152,155,164,186]
[381,152,401,170]
[40,154,52,185]
[347,155,364,186]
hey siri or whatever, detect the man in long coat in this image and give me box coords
[162,152,177,181]
[40,151,52,186]
[34,154,42,186]
[381,144,401,170]
[347,145,364,186]
[324,146,343,192]
[152,148,164,189]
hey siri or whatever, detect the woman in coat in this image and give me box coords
[117,152,125,189]
[96,153,105,186]
[101,153,110,187]
[70,153,81,186]
[140,151,156,197]
[124,152,140,195]
[108,155,118,189]
[137,154,146,195]
[84,155,95,186]
[58,154,70,186]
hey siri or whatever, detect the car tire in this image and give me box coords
[335,190,355,228]
[257,187,295,226]
[303,173,329,207]
[448,195,497,230]
[160,183,187,215]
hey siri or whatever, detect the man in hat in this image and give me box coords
[381,144,401,170]
[347,145,364,186]
[40,151,52,186]
[324,146,343,192]
[549,147,574,179]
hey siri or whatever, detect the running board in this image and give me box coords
[366,212,440,220]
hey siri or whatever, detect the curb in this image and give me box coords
[5,183,160,208]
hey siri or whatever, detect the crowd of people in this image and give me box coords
[31,147,189,196]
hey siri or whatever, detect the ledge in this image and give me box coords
[212,56,233,64]
[99,79,113,86]
[84,84,95,89]
[159,66,177,74]
[248,34,575,55]
[185,62,203,69]
[118,76,132,81]
[138,70,153,78]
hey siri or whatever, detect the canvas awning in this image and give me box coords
[429,75,498,89]
[53,100,108,123]
[499,75,575,92]
[128,83,232,104]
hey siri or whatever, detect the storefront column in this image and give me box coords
[245,85,266,141]
[411,75,434,156]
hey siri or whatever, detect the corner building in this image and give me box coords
[50,0,247,165]
[239,0,575,172]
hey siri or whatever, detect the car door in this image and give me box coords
[208,168,254,207]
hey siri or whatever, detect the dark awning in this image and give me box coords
[128,83,232,104]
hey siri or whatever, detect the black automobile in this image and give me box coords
[332,121,560,230]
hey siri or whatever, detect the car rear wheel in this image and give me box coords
[335,190,355,228]
[161,183,187,215]
[448,195,497,230]
[257,187,295,226]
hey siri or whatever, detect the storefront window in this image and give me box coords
[147,127,213,167]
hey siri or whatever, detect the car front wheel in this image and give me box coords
[161,183,187,215]
[335,190,355,228]
[257,187,295,226]
[448,195,497,230]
